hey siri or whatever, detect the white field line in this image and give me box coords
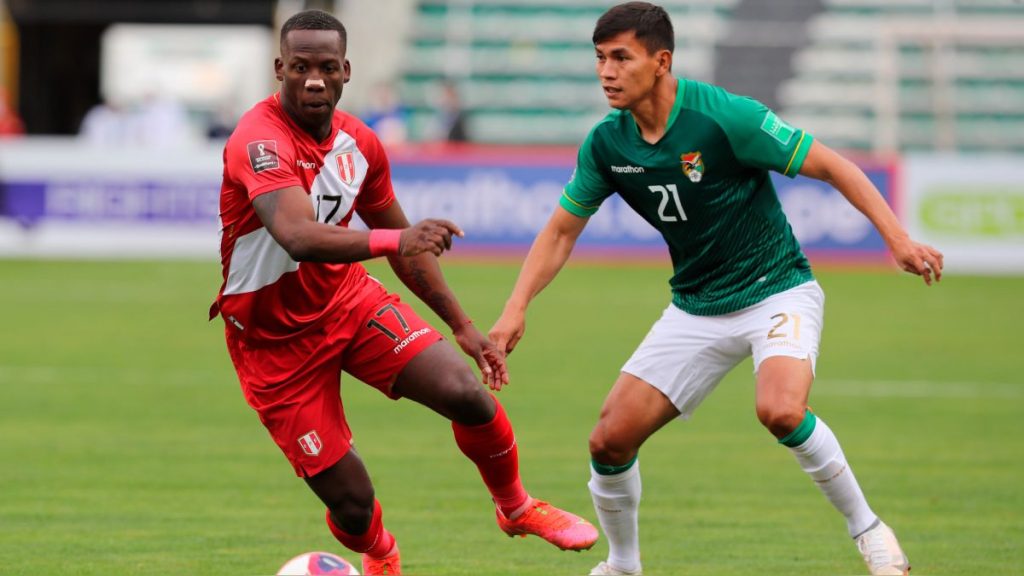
[813,379,1023,399]
[0,365,1021,399]
[0,364,222,385]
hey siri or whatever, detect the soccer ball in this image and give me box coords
[276,551,360,575]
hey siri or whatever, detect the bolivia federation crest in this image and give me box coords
[680,151,704,183]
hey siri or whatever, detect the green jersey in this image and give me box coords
[562,78,816,316]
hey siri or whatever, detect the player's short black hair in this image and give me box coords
[280,9,347,49]
[593,2,674,55]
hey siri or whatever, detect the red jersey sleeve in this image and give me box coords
[225,115,301,200]
[354,129,396,213]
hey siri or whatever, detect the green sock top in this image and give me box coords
[591,454,638,476]
[778,410,817,447]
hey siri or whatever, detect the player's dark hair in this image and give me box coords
[280,9,347,49]
[593,2,674,55]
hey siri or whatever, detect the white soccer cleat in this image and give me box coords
[589,561,642,575]
[855,521,910,575]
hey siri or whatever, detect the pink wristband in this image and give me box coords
[368,229,402,257]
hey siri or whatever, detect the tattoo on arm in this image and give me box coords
[395,257,455,323]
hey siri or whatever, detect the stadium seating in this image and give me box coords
[779,0,1024,151]
[397,0,738,144]
[395,0,1024,151]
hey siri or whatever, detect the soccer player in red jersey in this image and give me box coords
[211,10,598,575]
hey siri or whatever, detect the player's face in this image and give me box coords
[595,31,667,110]
[275,29,350,137]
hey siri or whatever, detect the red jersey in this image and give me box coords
[212,93,395,343]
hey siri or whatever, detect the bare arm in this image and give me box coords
[359,200,509,390]
[489,206,588,354]
[799,140,943,285]
[252,186,461,262]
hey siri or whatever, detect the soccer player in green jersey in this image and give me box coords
[489,3,943,575]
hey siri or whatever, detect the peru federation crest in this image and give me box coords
[680,151,704,183]
[298,430,323,456]
[336,151,356,185]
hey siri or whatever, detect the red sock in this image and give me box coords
[451,396,529,517]
[325,499,396,559]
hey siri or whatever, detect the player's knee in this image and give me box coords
[327,487,375,535]
[756,402,805,439]
[445,369,495,425]
[589,425,635,466]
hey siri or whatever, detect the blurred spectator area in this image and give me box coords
[389,0,1024,152]
[2,0,1022,153]
[779,0,1024,153]
[393,0,740,144]
[3,0,274,137]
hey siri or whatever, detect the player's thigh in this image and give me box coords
[390,339,494,425]
[342,288,491,423]
[592,371,680,458]
[622,303,749,419]
[226,328,353,478]
[341,287,444,399]
[741,280,824,373]
[739,281,823,416]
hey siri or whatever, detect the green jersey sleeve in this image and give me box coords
[561,125,614,217]
[711,88,814,178]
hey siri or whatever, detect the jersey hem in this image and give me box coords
[671,274,816,317]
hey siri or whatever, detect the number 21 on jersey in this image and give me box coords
[649,184,687,222]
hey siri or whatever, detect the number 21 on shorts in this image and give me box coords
[768,312,801,340]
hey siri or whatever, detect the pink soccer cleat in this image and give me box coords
[496,498,599,551]
[362,548,400,575]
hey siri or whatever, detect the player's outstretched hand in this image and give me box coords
[454,322,510,391]
[488,308,526,356]
[891,236,944,285]
[399,219,464,257]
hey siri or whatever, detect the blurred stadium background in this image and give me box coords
[1,1,1022,575]
[1,0,1022,270]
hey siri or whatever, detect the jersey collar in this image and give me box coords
[630,77,685,143]
[665,77,685,130]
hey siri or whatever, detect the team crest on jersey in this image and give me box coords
[680,151,704,183]
[298,430,322,456]
[336,151,356,185]
[247,140,279,173]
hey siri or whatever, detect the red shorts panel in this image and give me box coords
[225,281,443,477]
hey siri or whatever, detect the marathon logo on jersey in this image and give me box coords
[297,430,323,456]
[611,165,645,174]
[247,140,280,173]
[680,151,704,183]
[393,327,431,355]
[336,151,356,185]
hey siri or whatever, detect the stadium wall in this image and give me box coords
[0,138,1020,274]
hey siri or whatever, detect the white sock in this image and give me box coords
[589,460,642,572]
[788,416,878,537]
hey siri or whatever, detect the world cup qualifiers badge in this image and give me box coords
[680,151,704,183]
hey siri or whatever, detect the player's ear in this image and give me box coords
[343,59,351,84]
[655,49,672,77]
[274,57,285,82]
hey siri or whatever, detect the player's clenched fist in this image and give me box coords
[399,219,464,257]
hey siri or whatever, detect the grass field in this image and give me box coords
[1,258,1022,576]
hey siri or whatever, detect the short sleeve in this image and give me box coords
[715,93,814,178]
[561,128,614,217]
[224,117,301,199]
[354,130,395,213]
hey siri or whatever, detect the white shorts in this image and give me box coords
[621,281,824,419]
